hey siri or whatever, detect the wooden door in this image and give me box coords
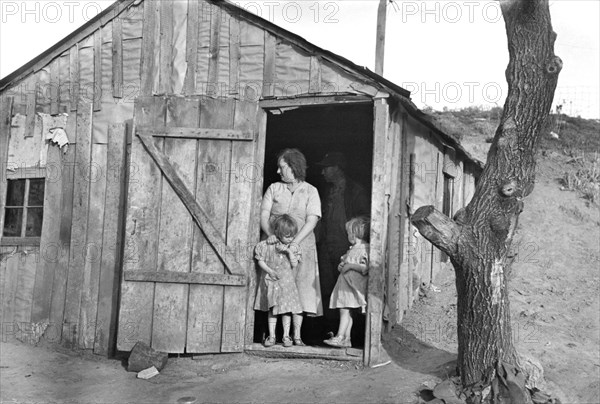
[116,96,261,353]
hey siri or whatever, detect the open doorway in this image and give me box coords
[253,102,374,350]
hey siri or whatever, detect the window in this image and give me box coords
[440,174,454,263]
[3,178,45,239]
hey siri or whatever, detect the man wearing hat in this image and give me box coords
[316,152,370,339]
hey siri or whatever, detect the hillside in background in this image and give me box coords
[387,107,600,402]
[427,107,600,205]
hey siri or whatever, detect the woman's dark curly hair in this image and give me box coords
[277,148,307,181]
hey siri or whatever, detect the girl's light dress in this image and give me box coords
[254,241,303,315]
[329,243,369,312]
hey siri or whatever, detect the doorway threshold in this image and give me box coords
[245,343,363,362]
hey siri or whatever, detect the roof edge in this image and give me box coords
[214,0,410,99]
[0,0,482,168]
[396,95,485,169]
[0,0,138,91]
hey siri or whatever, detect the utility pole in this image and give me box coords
[375,0,387,76]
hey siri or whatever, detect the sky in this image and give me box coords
[0,0,598,118]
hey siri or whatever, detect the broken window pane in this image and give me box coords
[25,207,44,237]
[3,208,23,237]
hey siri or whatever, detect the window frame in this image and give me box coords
[1,167,46,246]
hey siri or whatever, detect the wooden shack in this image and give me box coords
[0,0,481,366]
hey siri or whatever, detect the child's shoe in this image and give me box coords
[282,336,293,347]
[324,335,345,348]
[263,336,276,347]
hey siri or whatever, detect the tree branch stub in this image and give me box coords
[411,205,461,259]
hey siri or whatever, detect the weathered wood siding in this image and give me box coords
[1,0,481,357]
[0,0,382,354]
[383,106,479,329]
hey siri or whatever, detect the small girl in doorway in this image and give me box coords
[254,214,303,347]
[324,216,370,348]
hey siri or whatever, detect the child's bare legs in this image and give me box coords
[337,308,351,339]
[282,314,291,338]
[292,313,304,344]
[343,311,353,343]
[267,310,277,339]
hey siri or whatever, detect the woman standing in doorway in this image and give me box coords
[258,148,323,346]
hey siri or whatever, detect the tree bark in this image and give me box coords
[411,0,561,402]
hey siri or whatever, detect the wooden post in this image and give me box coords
[364,97,389,366]
[375,0,387,76]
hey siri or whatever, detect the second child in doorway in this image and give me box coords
[324,216,370,348]
[254,214,303,347]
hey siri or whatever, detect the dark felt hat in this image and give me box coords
[316,152,346,169]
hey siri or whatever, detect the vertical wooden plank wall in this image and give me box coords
[48,121,76,342]
[385,109,404,328]
[31,145,62,323]
[244,108,267,348]
[117,97,165,351]
[364,98,389,366]
[431,150,444,283]
[152,97,197,352]
[183,0,199,94]
[159,0,174,94]
[397,113,411,322]
[229,17,241,96]
[1,0,484,355]
[0,97,14,232]
[13,252,38,327]
[94,123,127,355]
[263,33,277,98]
[78,135,108,349]
[186,98,232,353]
[207,5,222,96]
[221,101,258,352]
[140,0,157,96]
[0,99,17,329]
[62,101,93,347]
[2,254,21,326]
[112,18,124,99]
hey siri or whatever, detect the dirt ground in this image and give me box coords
[1,156,599,404]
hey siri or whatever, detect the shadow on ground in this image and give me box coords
[382,325,458,380]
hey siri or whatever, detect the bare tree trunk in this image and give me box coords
[411,0,561,402]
